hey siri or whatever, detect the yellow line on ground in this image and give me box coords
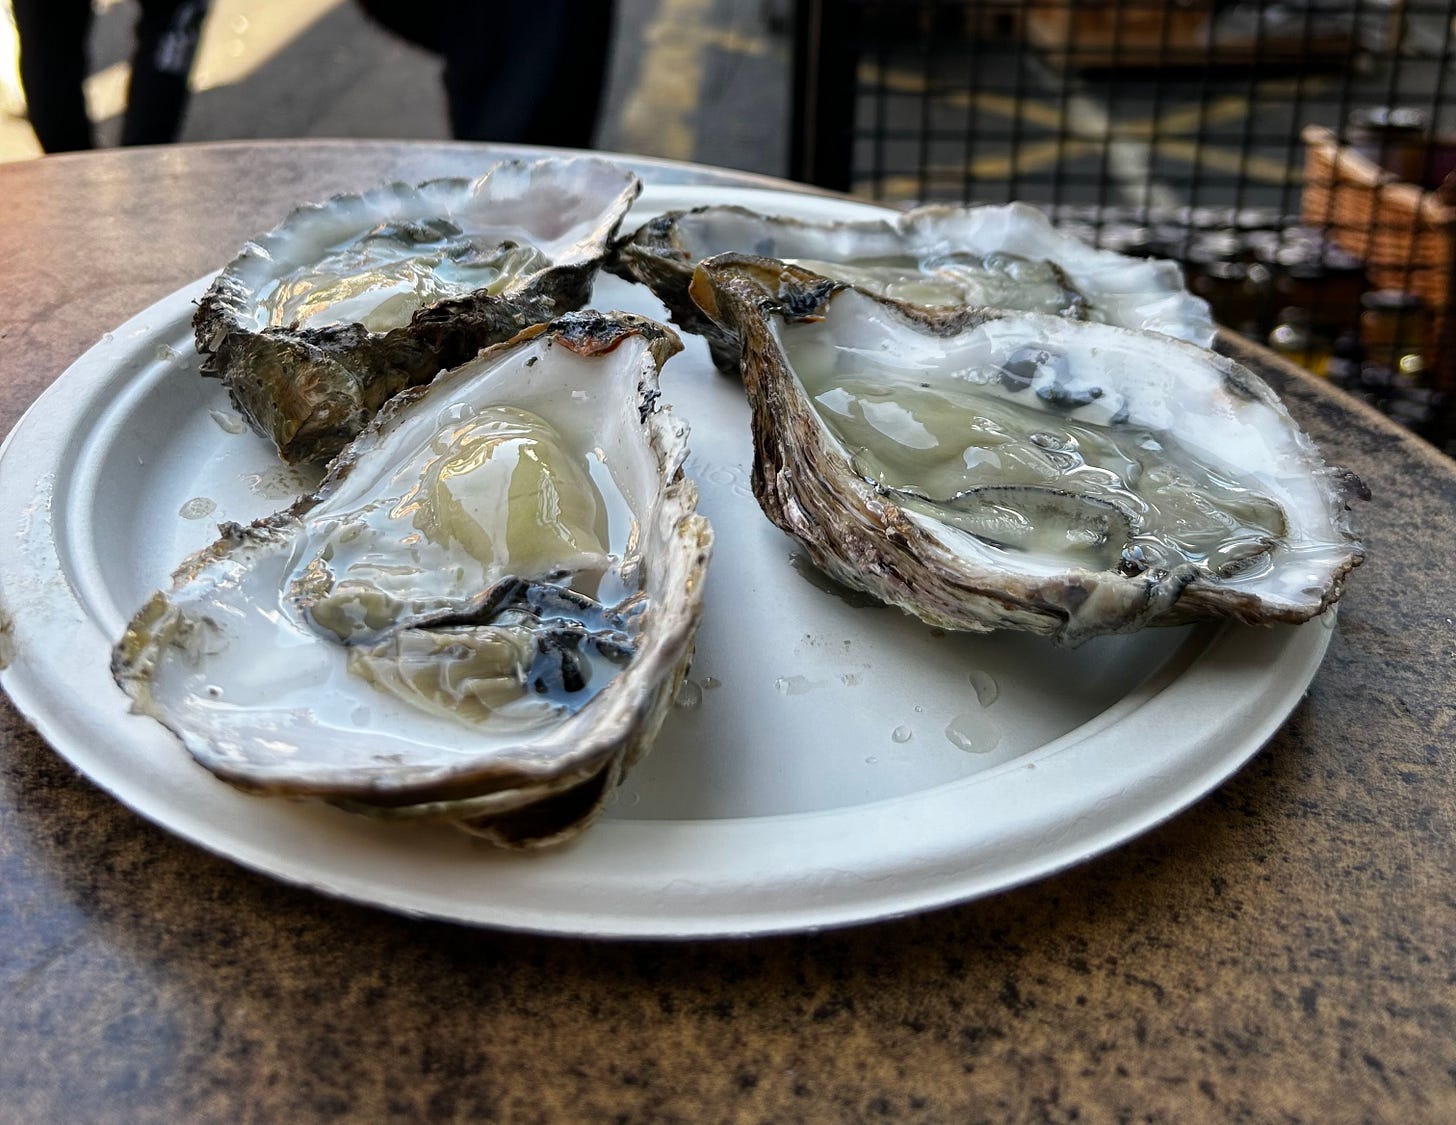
[617,0,716,162]
[1153,137,1302,184]
[857,67,1098,137]
[854,63,1319,191]
[858,141,1100,199]
[1134,77,1326,138]
[851,174,928,199]
[1122,99,1222,138]
[1126,93,1256,138]
[857,64,926,94]
[846,63,1310,199]
[697,25,772,58]
[963,91,1079,134]
[968,137,1097,179]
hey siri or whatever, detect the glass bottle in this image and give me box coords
[1359,290,1429,379]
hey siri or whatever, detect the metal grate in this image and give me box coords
[791,0,1456,448]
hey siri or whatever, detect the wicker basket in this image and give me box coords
[1302,124,1456,387]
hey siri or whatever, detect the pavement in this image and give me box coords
[0,0,794,174]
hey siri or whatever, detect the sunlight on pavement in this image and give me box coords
[1,0,343,162]
[190,0,343,92]
[0,2,32,160]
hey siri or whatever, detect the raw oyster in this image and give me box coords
[114,312,712,847]
[611,201,1213,370]
[691,257,1365,646]
[195,157,642,464]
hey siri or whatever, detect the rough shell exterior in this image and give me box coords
[195,158,642,464]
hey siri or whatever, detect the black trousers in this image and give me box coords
[355,1,617,148]
[12,0,209,153]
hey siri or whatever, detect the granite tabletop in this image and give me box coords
[1,140,1453,1123]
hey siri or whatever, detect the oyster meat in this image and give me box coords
[611,200,1213,370]
[691,258,1365,646]
[114,312,712,847]
[195,157,642,464]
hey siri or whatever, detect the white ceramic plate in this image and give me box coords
[0,185,1333,937]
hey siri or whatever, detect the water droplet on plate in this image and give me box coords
[864,755,878,765]
[209,408,247,435]
[675,679,703,709]
[774,675,815,696]
[945,712,1001,754]
[968,669,1000,707]
[178,497,217,520]
[701,676,722,690]
[891,725,912,744]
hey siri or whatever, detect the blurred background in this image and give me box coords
[4,0,1455,450]
[0,0,794,170]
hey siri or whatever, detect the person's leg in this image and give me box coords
[354,0,444,54]
[443,1,616,147]
[11,0,95,152]
[123,0,209,146]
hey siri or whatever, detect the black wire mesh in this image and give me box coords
[791,0,1456,448]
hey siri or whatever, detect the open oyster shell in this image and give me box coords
[195,157,642,464]
[691,256,1365,646]
[611,200,1213,371]
[114,312,712,847]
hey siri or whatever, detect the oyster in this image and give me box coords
[611,200,1213,370]
[195,157,642,464]
[691,258,1365,646]
[114,312,712,847]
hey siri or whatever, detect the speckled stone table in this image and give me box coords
[2,141,1453,1123]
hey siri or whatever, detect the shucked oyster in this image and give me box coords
[691,258,1364,646]
[195,157,642,464]
[611,201,1213,370]
[114,312,712,847]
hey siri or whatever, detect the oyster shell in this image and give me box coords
[114,312,712,847]
[691,257,1365,646]
[611,200,1213,370]
[195,157,642,464]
